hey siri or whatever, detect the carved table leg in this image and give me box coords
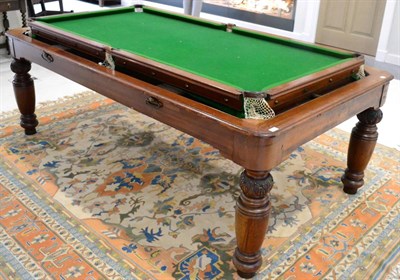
[341,108,383,194]
[233,170,273,278]
[10,58,38,135]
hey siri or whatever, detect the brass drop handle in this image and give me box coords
[145,96,163,108]
[41,51,54,63]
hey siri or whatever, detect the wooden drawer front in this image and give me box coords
[0,0,20,12]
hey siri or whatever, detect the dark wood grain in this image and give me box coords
[10,58,38,135]
[233,170,273,278]
[342,108,383,194]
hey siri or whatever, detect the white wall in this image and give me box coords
[0,11,23,54]
[387,9,400,65]
[376,0,400,66]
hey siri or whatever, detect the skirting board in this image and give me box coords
[376,50,400,66]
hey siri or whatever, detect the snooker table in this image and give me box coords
[6,5,393,278]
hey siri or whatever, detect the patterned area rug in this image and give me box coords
[0,92,399,279]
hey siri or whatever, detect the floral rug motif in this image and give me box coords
[0,92,399,279]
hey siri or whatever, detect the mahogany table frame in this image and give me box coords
[6,28,393,278]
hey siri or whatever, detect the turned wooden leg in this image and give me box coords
[21,11,27,28]
[341,108,383,194]
[10,58,38,135]
[2,12,10,54]
[233,170,273,278]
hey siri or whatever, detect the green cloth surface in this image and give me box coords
[37,7,353,92]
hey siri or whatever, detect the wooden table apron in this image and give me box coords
[6,28,393,278]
